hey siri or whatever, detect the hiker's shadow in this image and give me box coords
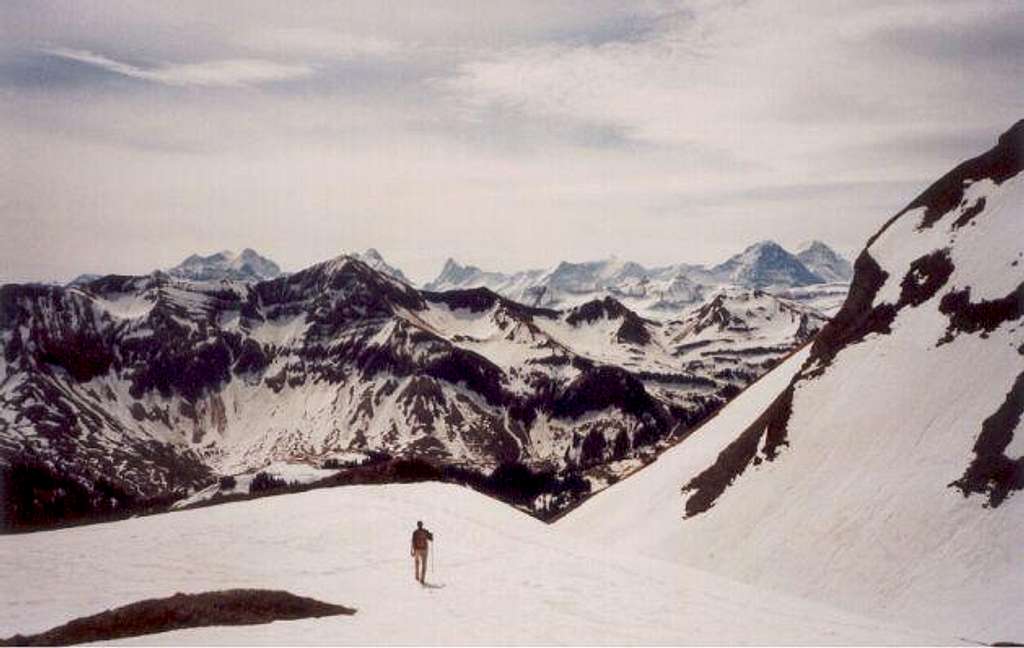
[422,582,446,589]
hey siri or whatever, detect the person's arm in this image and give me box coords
[411,534,416,555]
[427,530,434,542]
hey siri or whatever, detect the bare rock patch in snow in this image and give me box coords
[0,589,355,646]
[950,370,1024,507]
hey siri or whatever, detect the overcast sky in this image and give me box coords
[1,1,1021,284]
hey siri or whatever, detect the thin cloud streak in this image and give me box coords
[43,47,313,87]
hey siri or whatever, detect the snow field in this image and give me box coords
[0,479,947,645]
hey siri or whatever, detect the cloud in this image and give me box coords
[1,1,1021,285]
[43,47,313,87]
[242,28,404,60]
[441,0,1023,182]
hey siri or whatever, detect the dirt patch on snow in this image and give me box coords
[0,589,355,646]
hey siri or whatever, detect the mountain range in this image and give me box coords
[67,247,408,288]
[427,240,851,314]
[0,244,827,524]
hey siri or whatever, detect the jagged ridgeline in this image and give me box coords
[0,246,826,528]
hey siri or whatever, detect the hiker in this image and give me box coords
[410,521,434,584]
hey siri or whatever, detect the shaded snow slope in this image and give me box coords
[0,481,949,645]
[559,120,1024,642]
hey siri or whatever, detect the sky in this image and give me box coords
[1,1,1021,284]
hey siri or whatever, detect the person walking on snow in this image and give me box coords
[410,521,434,584]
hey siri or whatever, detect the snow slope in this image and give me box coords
[559,120,1024,642]
[0,478,950,645]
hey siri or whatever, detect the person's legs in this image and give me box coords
[415,550,427,583]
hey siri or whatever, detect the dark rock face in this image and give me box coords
[552,366,669,425]
[938,281,1024,343]
[682,386,794,517]
[805,251,893,374]
[874,119,1023,240]
[950,371,1024,507]
[897,249,955,308]
[422,287,558,320]
[690,294,740,335]
[566,297,653,345]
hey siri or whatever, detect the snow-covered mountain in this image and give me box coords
[426,241,843,314]
[796,240,854,282]
[0,251,825,524]
[561,119,1024,641]
[710,240,824,288]
[425,259,546,299]
[167,249,282,282]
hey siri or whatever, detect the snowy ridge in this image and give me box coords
[560,119,1024,641]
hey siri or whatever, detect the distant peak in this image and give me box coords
[797,240,832,253]
[167,248,281,282]
[748,240,784,251]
